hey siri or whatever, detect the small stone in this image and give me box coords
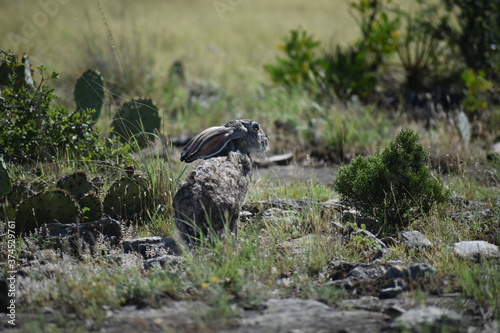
[144,254,185,269]
[393,305,461,331]
[39,216,123,251]
[408,263,435,280]
[261,208,299,228]
[453,240,499,261]
[400,230,432,248]
[347,264,387,280]
[123,236,181,258]
[327,260,361,280]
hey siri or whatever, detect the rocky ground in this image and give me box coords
[1,166,499,333]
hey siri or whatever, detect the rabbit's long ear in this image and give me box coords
[180,125,247,163]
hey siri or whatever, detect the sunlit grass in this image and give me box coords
[0,0,360,100]
[1,0,499,330]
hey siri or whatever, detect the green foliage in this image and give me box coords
[461,69,494,113]
[334,128,449,231]
[78,193,103,223]
[56,172,94,200]
[0,182,31,221]
[74,69,105,121]
[265,0,499,112]
[346,223,383,252]
[324,1,398,100]
[264,5,399,101]
[264,29,322,92]
[15,189,80,236]
[0,52,131,164]
[440,0,500,77]
[103,175,152,222]
[0,52,35,91]
[56,172,103,222]
[455,259,500,319]
[111,98,161,148]
[0,156,12,197]
[321,47,377,101]
[393,2,443,91]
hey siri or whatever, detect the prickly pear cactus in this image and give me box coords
[56,171,94,200]
[103,175,152,222]
[78,193,103,223]
[0,182,32,221]
[111,98,161,148]
[0,156,12,197]
[15,189,80,236]
[74,69,104,121]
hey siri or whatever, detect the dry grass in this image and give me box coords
[1,1,499,331]
[0,0,361,99]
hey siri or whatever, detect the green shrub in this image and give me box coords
[461,68,495,114]
[264,0,499,116]
[333,128,449,231]
[0,52,130,164]
[320,46,377,101]
[265,2,399,102]
[440,0,500,79]
[264,29,323,93]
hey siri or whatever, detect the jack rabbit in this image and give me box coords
[173,119,269,246]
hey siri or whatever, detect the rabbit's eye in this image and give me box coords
[253,124,260,131]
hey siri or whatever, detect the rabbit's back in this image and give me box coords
[174,151,252,245]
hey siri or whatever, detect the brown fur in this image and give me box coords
[173,119,269,247]
[174,152,252,246]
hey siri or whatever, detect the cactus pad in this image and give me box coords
[111,98,161,148]
[15,189,80,236]
[78,193,103,223]
[0,156,12,197]
[74,69,104,121]
[0,182,32,221]
[56,171,94,200]
[103,175,152,222]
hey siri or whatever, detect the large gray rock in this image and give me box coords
[41,216,122,245]
[453,241,499,261]
[400,230,432,248]
[386,263,434,281]
[235,298,391,333]
[393,305,461,332]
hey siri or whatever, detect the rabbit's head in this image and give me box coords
[180,119,269,163]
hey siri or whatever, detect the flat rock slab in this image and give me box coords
[227,298,391,333]
[393,305,461,331]
[99,298,391,333]
[123,236,181,257]
[454,240,499,261]
[400,230,432,248]
[102,301,210,333]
